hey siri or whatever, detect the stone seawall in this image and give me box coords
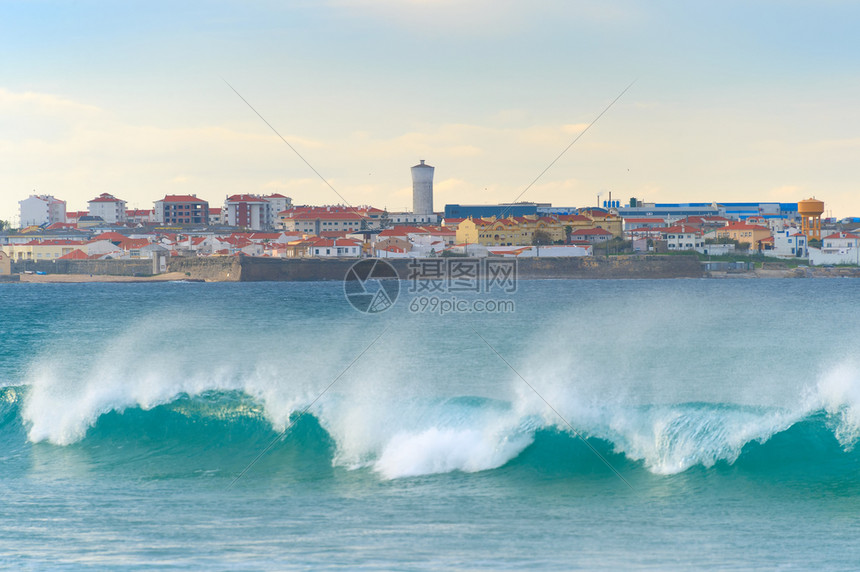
[168,257,242,281]
[7,255,705,282]
[11,259,154,276]
[229,254,704,282]
[513,255,703,279]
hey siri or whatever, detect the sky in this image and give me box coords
[2,0,859,224]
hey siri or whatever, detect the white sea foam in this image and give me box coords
[374,425,533,479]
[20,313,352,445]
[816,358,860,449]
[20,307,860,478]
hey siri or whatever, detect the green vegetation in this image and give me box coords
[595,237,633,257]
[532,230,553,246]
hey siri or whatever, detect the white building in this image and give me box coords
[208,208,224,226]
[85,239,124,258]
[485,244,592,257]
[225,194,268,230]
[662,224,704,251]
[822,231,860,251]
[126,209,156,224]
[19,194,66,227]
[264,194,292,223]
[87,193,128,224]
[388,212,439,226]
[768,229,808,259]
[279,208,372,234]
[809,232,860,266]
[570,227,613,244]
[308,238,361,257]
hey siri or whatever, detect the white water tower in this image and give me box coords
[411,159,434,215]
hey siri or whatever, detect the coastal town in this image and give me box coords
[2,160,860,276]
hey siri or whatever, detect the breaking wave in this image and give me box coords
[4,354,859,481]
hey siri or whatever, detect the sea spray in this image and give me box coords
[10,279,860,480]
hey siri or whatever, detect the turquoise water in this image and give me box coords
[1,279,859,569]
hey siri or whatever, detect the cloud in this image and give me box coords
[0,85,636,222]
[0,88,102,117]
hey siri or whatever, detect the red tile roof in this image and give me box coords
[570,228,613,236]
[119,238,150,250]
[823,232,860,240]
[557,214,592,222]
[378,226,430,237]
[23,239,87,246]
[662,224,703,235]
[57,249,89,260]
[310,238,361,248]
[226,194,268,203]
[159,195,207,203]
[286,211,370,221]
[88,193,124,203]
[721,222,770,231]
[246,232,286,241]
[94,231,128,242]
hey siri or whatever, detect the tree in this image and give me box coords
[706,237,734,245]
[610,237,631,255]
[532,230,552,246]
[808,238,822,249]
[0,220,8,232]
[563,225,573,243]
[378,209,391,229]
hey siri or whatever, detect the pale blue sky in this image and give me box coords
[2,0,859,222]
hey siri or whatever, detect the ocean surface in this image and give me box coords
[1,277,859,569]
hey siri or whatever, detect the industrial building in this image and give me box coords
[444,203,542,219]
[617,201,800,222]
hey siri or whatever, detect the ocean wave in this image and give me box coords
[4,360,860,481]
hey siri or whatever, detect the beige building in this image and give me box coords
[714,222,772,249]
[561,212,624,238]
[2,240,89,261]
[0,250,11,275]
[456,215,565,246]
